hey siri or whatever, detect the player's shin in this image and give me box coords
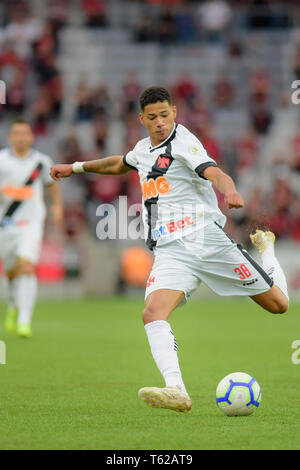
[7,278,18,310]
[14,274,38,328]
[144,320,189,396]
[4,278,18,332]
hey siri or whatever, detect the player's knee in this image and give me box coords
[142,306,156,325]
[6,270,15,282]
[14,259,35,277]
[268,297,289,314]
[142,305,166,325]
[275,298,289,314]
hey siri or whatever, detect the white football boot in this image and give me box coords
[138,386,192,413]
[250,229,275,254]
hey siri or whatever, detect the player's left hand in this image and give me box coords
[225,192,244,209]
[50,164,73,181]
[51,204,64,224]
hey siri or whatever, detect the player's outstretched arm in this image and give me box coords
[202,166,244,209]
[50,155,130,181]
[48,182,63,224]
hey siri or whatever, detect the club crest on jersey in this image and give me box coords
[157,156,171,169]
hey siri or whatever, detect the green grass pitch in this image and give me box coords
[0,297,299,450]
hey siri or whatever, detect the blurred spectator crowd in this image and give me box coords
[0,0,300,252]
[134,0,295,45]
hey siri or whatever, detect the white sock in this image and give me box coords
[14,275,38,325]
[144,320,188,395]
[260,244,289,301]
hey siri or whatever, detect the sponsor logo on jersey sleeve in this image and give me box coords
[189,145,200,154]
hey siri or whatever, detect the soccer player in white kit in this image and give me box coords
[0,119,63,338]
[50,87,289,413]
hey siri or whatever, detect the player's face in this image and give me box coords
[139,101,177,146]
[9,124,34,154]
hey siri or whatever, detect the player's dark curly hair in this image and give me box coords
[139,86,172,111]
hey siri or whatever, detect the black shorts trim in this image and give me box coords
[214,221,274,288]
[236,244,274,288]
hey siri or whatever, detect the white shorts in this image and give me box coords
[145,222,273,304]
[0,224,43,272]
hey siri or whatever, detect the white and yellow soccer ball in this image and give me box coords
[216,372,262,416]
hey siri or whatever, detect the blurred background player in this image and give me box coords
[0,119,63,337]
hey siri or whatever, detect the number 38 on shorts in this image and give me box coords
[234,263,252,280]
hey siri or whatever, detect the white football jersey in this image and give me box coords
[124,123,226,249]
[0,147,54,227]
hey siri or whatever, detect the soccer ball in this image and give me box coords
[216,372,262,416]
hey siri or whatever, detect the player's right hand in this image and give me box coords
[50,164,73,181]
[225,191,244,209]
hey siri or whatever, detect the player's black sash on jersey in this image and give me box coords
[0,162,43,227]
[145,142,174,250]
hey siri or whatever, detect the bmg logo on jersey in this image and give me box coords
[142,176,170,200]
[0,80,6,105]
